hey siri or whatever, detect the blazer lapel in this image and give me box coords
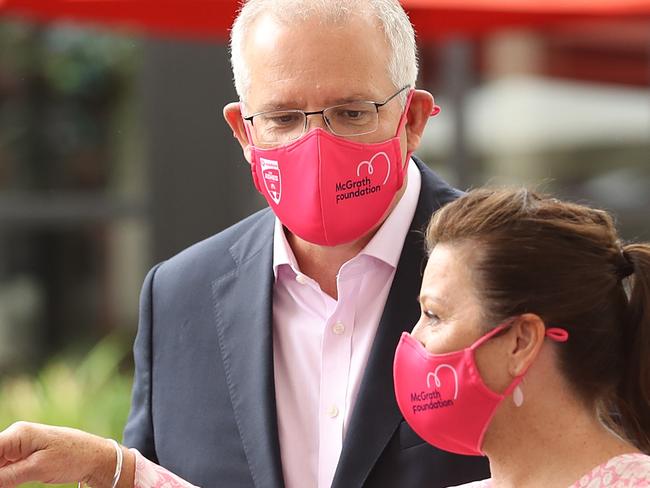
[212,211,285,488]
[331,160,450,488]
[330,225,426,488]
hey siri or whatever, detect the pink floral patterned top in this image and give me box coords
[132,449,198,488]
[131,449,650,488]
[450,453,650,488]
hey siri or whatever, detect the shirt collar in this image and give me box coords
[359,158,421,268]
[273,217,300,279]
[272,158,421,278]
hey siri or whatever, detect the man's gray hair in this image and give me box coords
[230,0,418,105]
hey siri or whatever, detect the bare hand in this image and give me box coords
[0,421,117,487]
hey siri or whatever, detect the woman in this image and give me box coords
[394,188,650,487]
[1,188,649,487]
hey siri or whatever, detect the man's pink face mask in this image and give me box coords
[243,90,439,246]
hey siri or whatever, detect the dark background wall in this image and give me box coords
[141,39,265,263]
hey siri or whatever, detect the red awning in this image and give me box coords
[1,0,649,41]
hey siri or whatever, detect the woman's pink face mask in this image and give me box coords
[393,322,568,456]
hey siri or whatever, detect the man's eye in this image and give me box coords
[330,107,374,125]
[269,114,300,125]
[343,110,363,119]
[259,113,302,128]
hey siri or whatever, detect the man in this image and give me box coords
[124,0,489,487]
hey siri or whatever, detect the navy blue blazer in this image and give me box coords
[123,157,490,487]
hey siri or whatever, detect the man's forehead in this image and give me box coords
[243,9,388,62]
[239,5,395,111]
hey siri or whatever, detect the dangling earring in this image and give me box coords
[513,384,524,407]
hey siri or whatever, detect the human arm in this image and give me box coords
[0,421,199,488]
[0,422,135,488]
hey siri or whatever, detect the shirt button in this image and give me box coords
[295,273,308,285]
[332,322,345,335]
[326,405,339,418]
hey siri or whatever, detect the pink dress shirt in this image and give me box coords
[272,160,421,488]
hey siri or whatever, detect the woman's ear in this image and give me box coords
[508,314,547,377]
[223,102,252,162]
[405,90,435,153]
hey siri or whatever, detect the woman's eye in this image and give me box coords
[422,310,440,324]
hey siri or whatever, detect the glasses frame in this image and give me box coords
[242,84,411,143]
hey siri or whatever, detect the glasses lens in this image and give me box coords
[325,102,378,136]
[254,110,306,144]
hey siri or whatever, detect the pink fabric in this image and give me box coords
[130,444,650,488]
[448,453,650,488]
[132,449,198,488]
[570,453,650,487]
[272,160,421,488]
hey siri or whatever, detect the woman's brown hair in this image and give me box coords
[425,188,650,453]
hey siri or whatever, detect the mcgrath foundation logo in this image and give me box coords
[408,364,458,415]
[261,158,282,204]
[356,151,391,185]
[426,364,459,400]
[334,152,391,205]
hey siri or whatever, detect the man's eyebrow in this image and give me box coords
[254,93,377,112]
[255,101,297,112]
[328,93,376,105]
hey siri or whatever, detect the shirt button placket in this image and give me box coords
[332,321,345,335]
[319,317,351,487]
[326,404,339,419]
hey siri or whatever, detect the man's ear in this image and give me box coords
[405,89,435,153]
[507,314,547,377]
[223,102,252,162]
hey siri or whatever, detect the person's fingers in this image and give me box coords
[0,422,40,464]
[0,422,115,486]
[0,422,54,487]
[0,423,69,485]
[0,452,47,487]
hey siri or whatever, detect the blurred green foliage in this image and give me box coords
[0,333,133,488]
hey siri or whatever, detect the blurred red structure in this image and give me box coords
[1,1,649,86]
[1,0,650,41]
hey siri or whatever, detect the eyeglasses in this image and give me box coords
[243,85,410,146]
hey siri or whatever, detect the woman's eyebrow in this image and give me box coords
[417,294,447,306]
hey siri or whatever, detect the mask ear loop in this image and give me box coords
[468,321,514,351]
[396,89,415,136]
[546,328,569,342]
[469,320,569,353]
[397,89,416,185]
[241,104,255,147]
